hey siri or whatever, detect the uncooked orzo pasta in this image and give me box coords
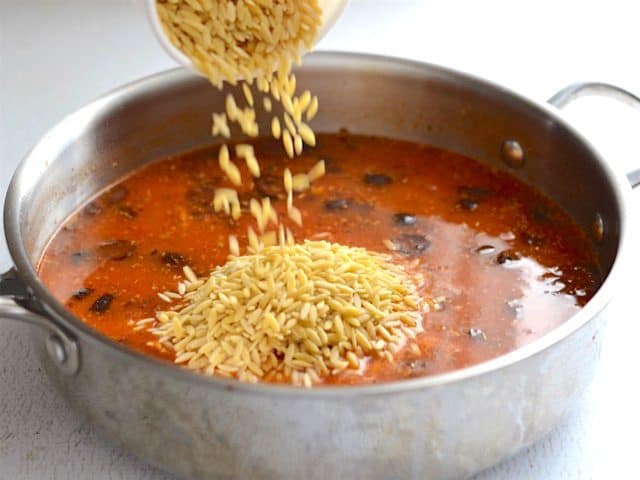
[147,241,426,387]
[157,0,323,253]
[156,0,321,87]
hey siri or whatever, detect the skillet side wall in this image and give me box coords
[6,54,622,478]
[33,306,605,479]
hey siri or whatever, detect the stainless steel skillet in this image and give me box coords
[2,52,639,479]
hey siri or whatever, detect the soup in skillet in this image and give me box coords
[38,133,600,385]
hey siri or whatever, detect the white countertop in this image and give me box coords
[1,1,640,478]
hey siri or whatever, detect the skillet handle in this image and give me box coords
[548,82,640,189]
[0,268,79,375]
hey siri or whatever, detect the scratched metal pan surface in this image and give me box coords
[2,52,639,479]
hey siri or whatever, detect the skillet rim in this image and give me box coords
[3,51,630,398]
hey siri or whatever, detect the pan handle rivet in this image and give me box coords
[501,140,525,168]
[593,214,604,243]
[45,334,67,365]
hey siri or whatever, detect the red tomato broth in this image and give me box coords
[37,133,600,385]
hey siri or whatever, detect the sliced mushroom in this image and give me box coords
[72,287,93,300]
[393,213,417,226]
[364,173,393,186]
[392,234,430,256]
[185,180,217,216]
[324,198,351,211]
[456,186,492,211]
[82,202,102,216]
[475,245,496,255]
[496,249,522,265]
[161,251,187,268]
[90,293,114,313]
[96,239,136,261]
[324,197,372,213]
[254,174,285,200]
[105,185,129,204]
[457,198,479,211]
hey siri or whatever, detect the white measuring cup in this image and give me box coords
[142,0,349,73]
